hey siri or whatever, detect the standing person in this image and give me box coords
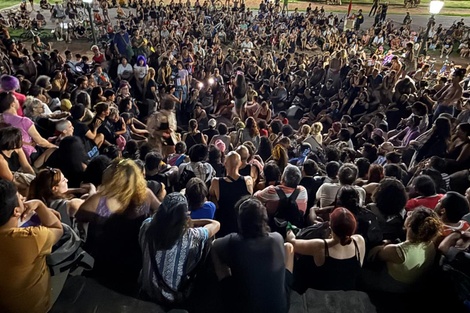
[232,71,247,119]
[114,26,133,62]
[0,180,63,312]
[147,97,178,157]
[212,197,294,313]
[209,151,253,237]
[369,0,379,17]
[355,9,364,31]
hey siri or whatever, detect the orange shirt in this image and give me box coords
[0,226,55,313]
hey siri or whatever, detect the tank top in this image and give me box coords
[0,151,21,172]
[294,239,361,292]
[215,176,250,237]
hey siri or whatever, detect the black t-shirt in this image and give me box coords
[71,119,89,140]
[145,79,157,100]
[202,128,219,143]
[299,176,324,210]
[213,232,290,313]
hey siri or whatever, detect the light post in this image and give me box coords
[420,0,444,55]
[82,0,97,45]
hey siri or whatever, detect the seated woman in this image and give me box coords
[0,127,35,196]
[286,207,366,294]
[445,123,470,174]
[0,91,57,161]
[186,177,216,219]
[76,158,160,295]
[140,192,219,307]
[361,207,442,293]
[34,136,89,188]
[213,197,293,313]
[28,168,95,226]
[0,181,63,312]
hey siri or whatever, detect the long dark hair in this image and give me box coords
[233,72,247,99]
[146,193,192,251]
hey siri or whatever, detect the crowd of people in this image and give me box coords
[1,1,470,313]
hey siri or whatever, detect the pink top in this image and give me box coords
[2,113,36,157]
[13,92,25,116]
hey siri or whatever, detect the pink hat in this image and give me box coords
[214,139,226,152]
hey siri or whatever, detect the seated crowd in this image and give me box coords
[1,1,470,313]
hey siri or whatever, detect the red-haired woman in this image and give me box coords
[286,207,366,293]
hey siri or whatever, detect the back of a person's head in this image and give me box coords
[145,152,163,172]
[188,144,208,162]
[385,151,401,164]
[330,207,357,245]
[384,164,402,181]
[338,163,358,185]
[0,127,22,151]
[218,123,228,135]
[281,124,294,137]
[303,159,319,176]
[0,91,15,113]
[407,207,442,243]
[282,164,302,188]
[373,178,408,216]
[185,177,208,211]
[83,155,112,187]
[429,156,447,173]
[208,144,222,163]
[355,157,370,178]
[413,175,436,197]
[236,197,269,239]
[0,179,19,227]
[175,141,187,154]
[264,161,281,183]
[326,161,340,178]
[439,191,470,223]
[149,192,190,250]
[335,185,360,212]
[270,120,283,134]
[325,146,340,162]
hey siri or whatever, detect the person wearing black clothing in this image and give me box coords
[212,197,294,313]
[203,119,219,143]
[209,151,253,237]
[299,159,324,214]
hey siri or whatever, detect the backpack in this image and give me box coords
[46,223,94,276]
[270,187,303,237]
[355,208,383,249]
[178,164,196,191]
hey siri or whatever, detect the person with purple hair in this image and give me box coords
[0,75,25,116]
[133,55,148,96]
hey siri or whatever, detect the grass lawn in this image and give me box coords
[0,0,22,10]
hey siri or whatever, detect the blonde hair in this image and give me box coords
[100,158,148,213]
[143,67,156,95]
[311,122,323,144]
[300,124,311,136]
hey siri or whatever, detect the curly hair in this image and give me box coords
[407,207,442,243]
[372,178,408,216]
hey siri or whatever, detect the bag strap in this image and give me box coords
[275,186,287,201]
[352,238,360,262]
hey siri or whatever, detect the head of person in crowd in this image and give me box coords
[185,177,208,213]
[28,168,69,204]
[355,157,371,181]
[302,159,319,177]
[264,161,281,186]
[338,163,359,186]
[145,192,191,251]
[435,192,470,224]
[224,151,242,173]
[236,196,270,239]
[281,165,302,189]
[330,207,357,246]
[410,175,437,198]
[82,155,112,187]
[372,178,408,217]
[326,161,341,180]
[188,144,208,163]
[101,158,148,214]
[405,207,442,243]
[0,75,20,92]
[367,164,384,183]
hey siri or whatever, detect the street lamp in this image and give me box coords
[82,0,97,45]
[420,0,444,55]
